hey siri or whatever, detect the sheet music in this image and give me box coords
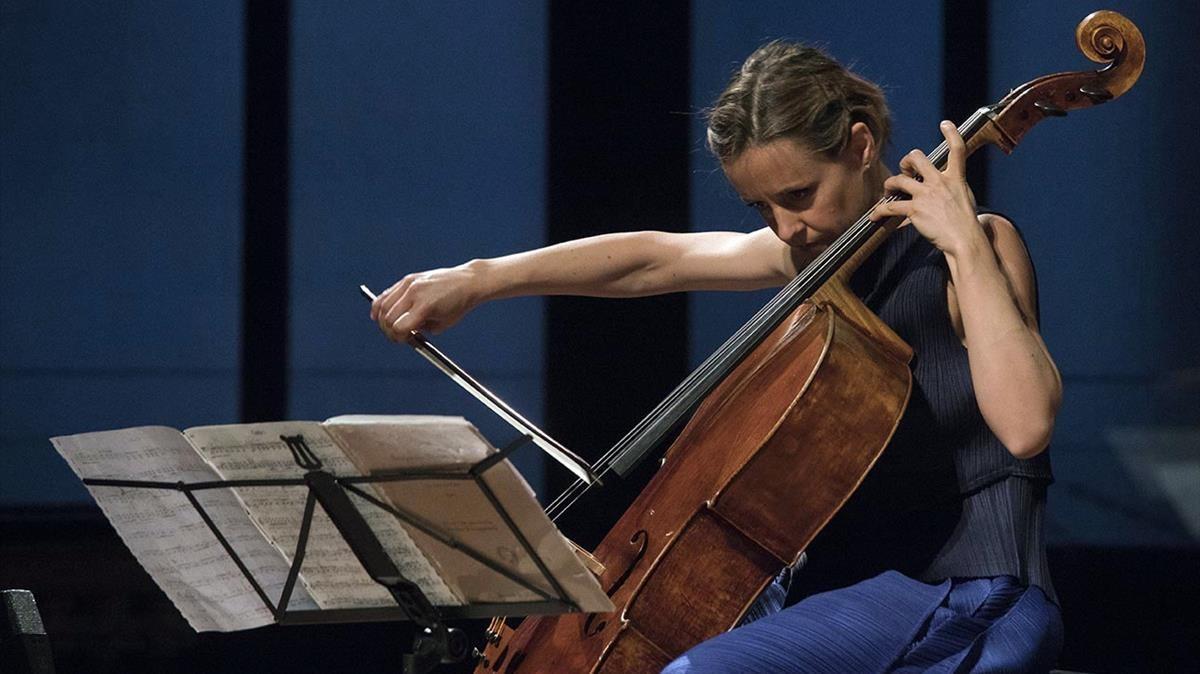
[183,421,461,608]
[54,415,611,631]
[327,416,613,613]
[50,427,318,632]
[476,460,612,612]
[323,414,494,468]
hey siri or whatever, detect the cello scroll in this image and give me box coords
[974,10,1145,156]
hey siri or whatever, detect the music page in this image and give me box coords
[51,427,318,632]
[183,421,461,608]
[326,415,613,613]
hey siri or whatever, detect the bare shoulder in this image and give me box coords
[977,212,1040,328]
[736,226,815,280]
[946,213,1042,340]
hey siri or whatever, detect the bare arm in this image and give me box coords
[872,121,1061,459]
[371,227,806,341]
[948,215,1062,459]
[482,227,799,298]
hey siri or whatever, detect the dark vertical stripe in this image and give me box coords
[943,0,989,205]
[241,0,291,422]
[546,0,690,540]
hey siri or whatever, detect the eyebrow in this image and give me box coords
[746,183,815,205]
[773,183,815,199]
[734,176,816,205]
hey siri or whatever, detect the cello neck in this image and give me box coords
[829,104,1001,283]
[598,108,998,481]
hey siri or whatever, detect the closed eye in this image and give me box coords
[779,188,812,206]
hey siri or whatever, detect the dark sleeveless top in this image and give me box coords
[784,213,1058,606]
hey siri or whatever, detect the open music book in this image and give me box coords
[50,415,612,632]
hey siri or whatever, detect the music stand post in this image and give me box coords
[82,432,583,674]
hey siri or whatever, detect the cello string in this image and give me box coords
[547,194,901,518]
[546,128,964,519]
[563,117,962,490]
[541,228,858,515]
[546,206,886,517]
[545,218,879,518]
[546,197,896,518]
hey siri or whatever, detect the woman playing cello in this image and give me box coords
[371,42,1063,672]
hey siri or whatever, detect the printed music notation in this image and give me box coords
[52,415,613,632]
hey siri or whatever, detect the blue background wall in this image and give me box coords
[1,1,244,503]
[2,2,1197,671]
[2,0,1195,545]
[986,1,1198,547]
[286,0,548,490]
[0,1,548,502]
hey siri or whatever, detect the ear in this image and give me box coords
[843,122,876,171]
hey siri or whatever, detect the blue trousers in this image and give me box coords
[661,572,1062,673]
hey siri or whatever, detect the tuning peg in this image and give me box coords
[1079,85,1114,103]
[1034,100,1068,116]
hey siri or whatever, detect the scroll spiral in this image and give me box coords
[1075,10,1145,98]
[982,10,1144,152]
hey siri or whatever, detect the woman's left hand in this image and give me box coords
[869,121,985,257]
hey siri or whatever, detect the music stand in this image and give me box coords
[82,432,586,674]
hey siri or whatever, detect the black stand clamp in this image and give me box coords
[299,449,468,673]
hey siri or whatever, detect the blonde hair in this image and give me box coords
[706,41,891,163]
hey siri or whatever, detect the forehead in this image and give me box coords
[722,138,831,199]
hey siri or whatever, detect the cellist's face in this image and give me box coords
[723,124,877,252]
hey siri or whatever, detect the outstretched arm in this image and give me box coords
[370,226,806,342]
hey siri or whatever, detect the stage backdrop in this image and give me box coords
[1,0,1195,548]
[1,1,244,503]
[0,0,548,503]
[284,1,549,491]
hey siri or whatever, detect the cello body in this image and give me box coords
[477,277,913,673]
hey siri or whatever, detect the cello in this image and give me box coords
[475,10,1144,673]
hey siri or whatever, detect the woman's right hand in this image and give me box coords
[370,261,487,342]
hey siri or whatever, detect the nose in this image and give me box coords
[771,206,806,245]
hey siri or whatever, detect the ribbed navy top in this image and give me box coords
[786,214,1057,605]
